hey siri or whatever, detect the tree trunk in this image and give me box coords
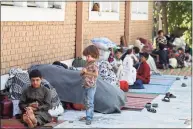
[161,1,168,35]
[155,2,161,34]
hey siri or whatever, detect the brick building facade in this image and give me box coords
[1,1,153,75]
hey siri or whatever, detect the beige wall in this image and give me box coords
[0,2,153,75]
[82,2,125,49]
[1,2,76,74]
[128,1,153,44]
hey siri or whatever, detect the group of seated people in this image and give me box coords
[105,30,192,89]
[107,46,151,89]
[153,30,192,69]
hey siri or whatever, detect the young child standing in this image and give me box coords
[80,45,99,125]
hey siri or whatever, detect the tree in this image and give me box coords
[153,1,192,47]
[161,1,168,35]
[167,1,192,46]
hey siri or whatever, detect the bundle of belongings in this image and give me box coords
[4,68,64,117]
[91,37,117,61]
[29,64,126,114]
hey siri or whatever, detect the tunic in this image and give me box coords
[19,85,52,125]
[120,55,136,85]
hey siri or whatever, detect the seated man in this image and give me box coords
[19,70,52,128]
[130,52,150,89]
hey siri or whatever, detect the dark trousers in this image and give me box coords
[130,79,144,89]
[154,49,169,65]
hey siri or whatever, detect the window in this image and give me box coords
[1,0,65,21]
[89,1,120,21]
[1,1,14,6]
[27,1,36,7]
[131,1,148,20]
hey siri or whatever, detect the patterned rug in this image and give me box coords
[159,67,192,76]
[121,93,158,111]
[1,119,65,129]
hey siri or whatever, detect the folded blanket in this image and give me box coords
[28,64,126,114]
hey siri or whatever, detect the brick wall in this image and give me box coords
[82,2,125,48]
[0,2,153,75]
[128,1,153,44]
[1,2,76,74]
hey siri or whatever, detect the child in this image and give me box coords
[133,46,140,60]
[19,70,52,128]
[176,48,186,68]
[113,49,123,80]
[120,49,136,86]
[169,53,177,69]
[133,46,140,69]
[80,45,99,125]
[185,49,192,67]
[108,48,114,63]
[154,44,169,69]
[156,30,167,50]
[130,52,150,89]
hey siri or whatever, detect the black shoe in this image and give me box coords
[86,120,91,125]
[181,83,187,87]
[176,77,180,80]
[184,76,188,80]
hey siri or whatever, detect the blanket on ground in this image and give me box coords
[28,64,126,114]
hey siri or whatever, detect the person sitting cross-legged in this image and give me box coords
[19,70,52,128]
[130,52,150,89]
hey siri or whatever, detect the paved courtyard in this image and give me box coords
[55,75,191,128]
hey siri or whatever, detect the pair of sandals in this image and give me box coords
[145,103,158,113]
[176,77,187,87]
[162,92,176,102]
[176,76,188,80]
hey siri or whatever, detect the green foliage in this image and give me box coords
[167,1,192,47]
[154,1,192,47]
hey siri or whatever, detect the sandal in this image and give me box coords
[162,94,170,102]
[147,108,156,113]
[145,103,151,109]
[184,76,188,80]
[181,83,187,87]
[176,77,180,80]
[79,117,86,121]
[169,93,176,98]
[162,97,170,102]
[166,92,176,98]
[152,103,158,108]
